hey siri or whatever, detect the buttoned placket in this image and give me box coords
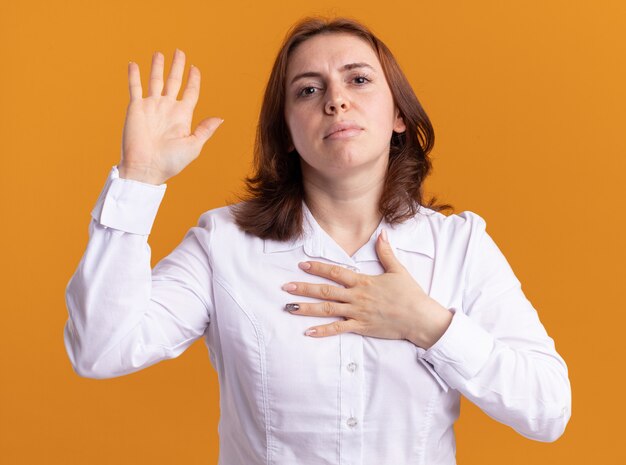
[301,204,379,465]
[337,262,365,465]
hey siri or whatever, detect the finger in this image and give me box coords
[190,117,224,147]
[375,229,404,273]
[128,61,142,101]
[181,64,200,110]
[285,300,353,319]
[148,51,164,97]
[298,261,359,287]
[304,319,356,338]
[281,281,350,302]
[163,48,185,99]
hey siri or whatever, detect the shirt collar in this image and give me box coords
[263,200,434,263]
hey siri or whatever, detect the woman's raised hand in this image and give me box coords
[119,49,224,185]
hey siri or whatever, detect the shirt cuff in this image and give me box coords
[417,307,495,381]
[90,165,167,235]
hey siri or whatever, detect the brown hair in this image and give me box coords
[230,15,453,241]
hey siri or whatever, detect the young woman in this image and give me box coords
[64,16,571,465]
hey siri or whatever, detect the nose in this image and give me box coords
[324,86,350,114]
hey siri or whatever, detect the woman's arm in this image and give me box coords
[418,216,572,442]
[63,166,214,379]
[64,49,223,379]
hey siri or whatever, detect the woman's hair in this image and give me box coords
[230,15,453,241]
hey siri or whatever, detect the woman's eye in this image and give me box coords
[296,75,371,98]
[299,87,317,97]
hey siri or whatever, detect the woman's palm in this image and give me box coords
[120,49,223,184]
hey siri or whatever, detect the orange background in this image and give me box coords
[1,0,623,463]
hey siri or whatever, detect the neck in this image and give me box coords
[301,161,386,245]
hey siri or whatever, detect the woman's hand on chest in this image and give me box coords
[281,229,453,349]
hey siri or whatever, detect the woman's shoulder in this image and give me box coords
[415,204,488,242]
[194,202,243,232]
[415,206,487,255]
[185,202,260,258]
[411,206,493,273]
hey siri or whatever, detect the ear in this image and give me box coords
[393,108,406,133]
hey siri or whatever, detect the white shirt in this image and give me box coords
[64,165,571,465]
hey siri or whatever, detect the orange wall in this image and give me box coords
[1,0,624,463]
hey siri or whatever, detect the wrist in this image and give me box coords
[408,299,453,349]
[118,164,166,185]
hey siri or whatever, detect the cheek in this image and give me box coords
[357,93,393,127]
[289,124,306,146]
[288,114,315,144]
[368,102,394,132]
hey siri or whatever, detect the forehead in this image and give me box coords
[286,33,379,74]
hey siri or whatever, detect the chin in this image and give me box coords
[301,145,385,174]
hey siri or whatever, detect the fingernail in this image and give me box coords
[298,262,311,270]
[284,303,299,312]
[305,329,317,336]
[282,283,297,291]
[218,118,225,125]
[381,229,389,243]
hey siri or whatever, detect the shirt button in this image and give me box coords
[347,417,358,428]
[347,362,357,372]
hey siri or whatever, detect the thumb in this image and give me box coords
[191,117,224,147]
[376,229,403,273]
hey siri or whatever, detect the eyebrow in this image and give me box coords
[289,62,376,86]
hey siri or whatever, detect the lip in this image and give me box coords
[325,128,363,140]
[324,121,363,139]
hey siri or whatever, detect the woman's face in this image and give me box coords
[284,33,406,182]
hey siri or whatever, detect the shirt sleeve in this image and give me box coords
[417,213,572,442]
[63,165,214,379]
